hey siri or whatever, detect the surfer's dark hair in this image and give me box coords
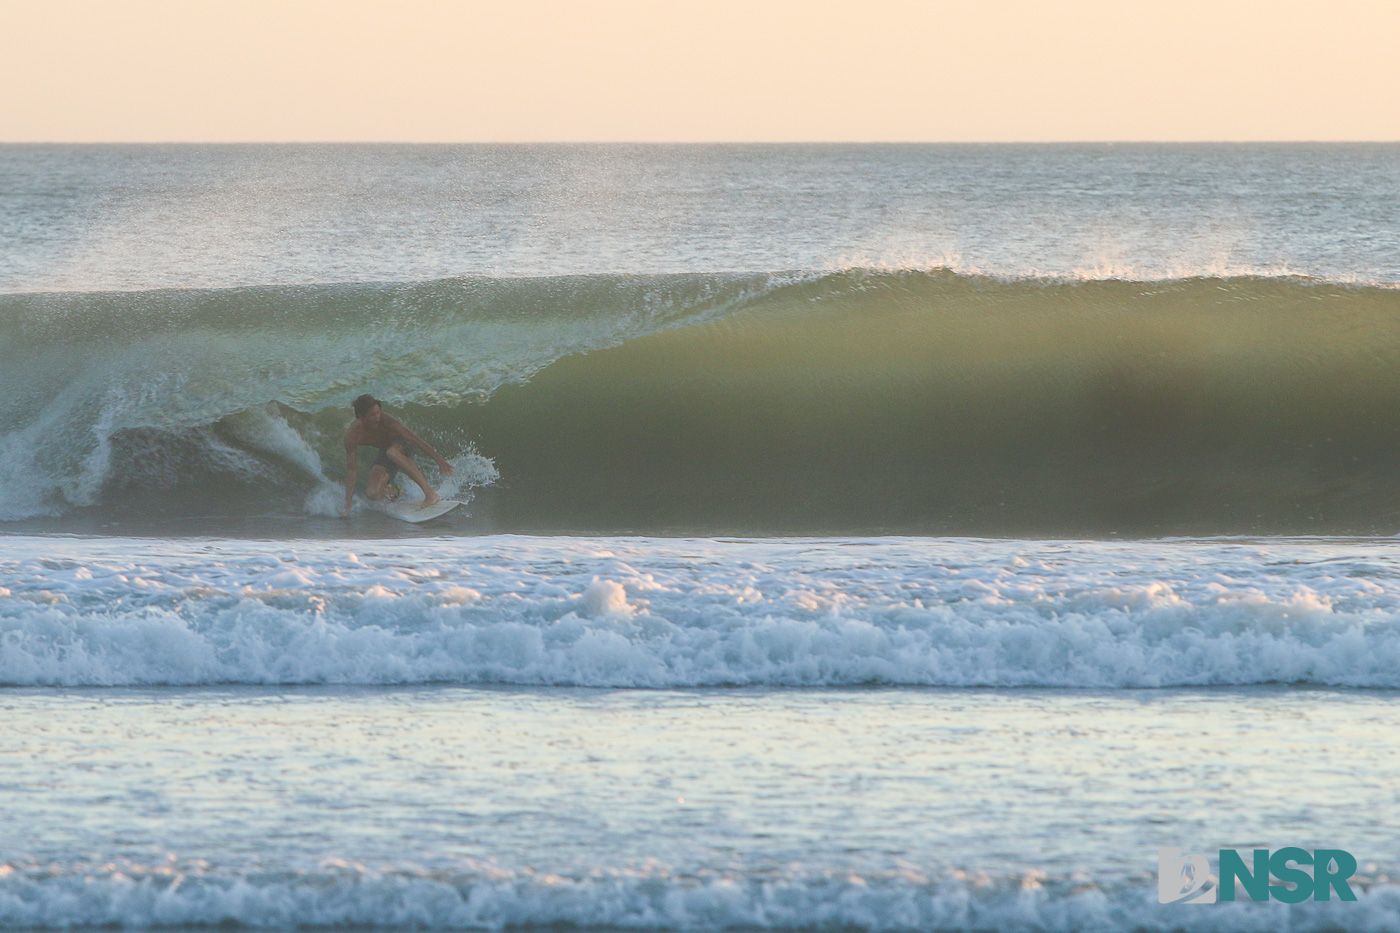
[352,394,381,418]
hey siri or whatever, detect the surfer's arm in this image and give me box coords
[343,440,358,515]
[392,421,454,476]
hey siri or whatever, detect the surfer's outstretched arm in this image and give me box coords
[343,440,358,516]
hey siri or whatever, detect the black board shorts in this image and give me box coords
[371,440,410,481]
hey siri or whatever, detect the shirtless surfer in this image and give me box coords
[343,394,454,516]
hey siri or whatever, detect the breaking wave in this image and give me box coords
[7,270,1400,535]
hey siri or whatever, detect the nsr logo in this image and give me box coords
[1159,847,1358,905]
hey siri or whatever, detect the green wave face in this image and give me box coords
[7,270,1400,535]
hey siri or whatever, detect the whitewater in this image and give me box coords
[4,143,1400,933]
[5,535,1400,689]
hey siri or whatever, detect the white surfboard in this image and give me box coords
[379,498,463,523]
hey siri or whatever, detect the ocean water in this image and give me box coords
[4,143,1400,932]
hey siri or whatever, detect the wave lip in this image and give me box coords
[4,536,1400,689]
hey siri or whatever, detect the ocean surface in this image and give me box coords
[3,143,1400,932]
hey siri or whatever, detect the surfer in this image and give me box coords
[343,394,454,515]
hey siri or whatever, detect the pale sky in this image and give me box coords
[3,0,1397,142]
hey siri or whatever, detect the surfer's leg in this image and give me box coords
[365,452,403,501]
[386,445,441,507]
[364,464,391,501]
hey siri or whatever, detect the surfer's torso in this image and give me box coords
[345,414,412,453]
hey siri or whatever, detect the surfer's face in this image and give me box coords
[363,404,382,426]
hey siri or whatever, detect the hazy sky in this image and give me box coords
[3,0,1397,142]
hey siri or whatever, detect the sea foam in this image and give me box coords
[2,857,1399,933]
[4,535,1400,688]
